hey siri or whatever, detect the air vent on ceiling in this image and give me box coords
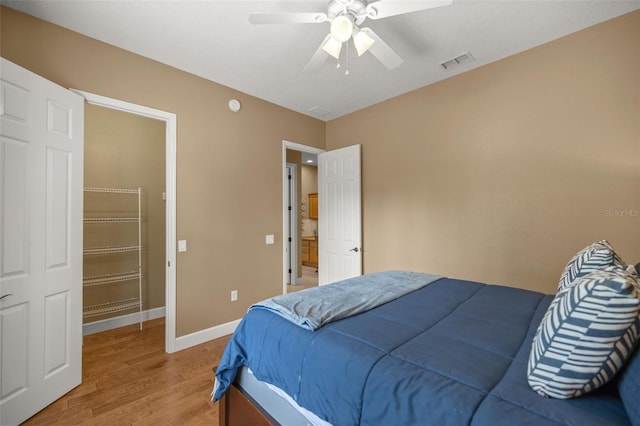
[309,106,331,117]
[440,51,475,70]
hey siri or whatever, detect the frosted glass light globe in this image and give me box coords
[330,15,354,43]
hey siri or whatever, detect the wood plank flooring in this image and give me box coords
[23,318,230,425]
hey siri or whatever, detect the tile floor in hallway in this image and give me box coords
[286,265,319,293]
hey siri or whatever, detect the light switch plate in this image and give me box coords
[266,235,275,245]
[178,240,187,252]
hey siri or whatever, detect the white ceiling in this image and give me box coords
[5,0,639,121]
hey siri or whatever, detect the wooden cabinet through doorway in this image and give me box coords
[309,193,318,220]
[302,238,318,267]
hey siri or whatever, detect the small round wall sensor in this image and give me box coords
[228,99,241,112]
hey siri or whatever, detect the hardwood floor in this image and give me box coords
[23,318,230,425]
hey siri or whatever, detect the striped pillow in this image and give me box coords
[528,265,640,399]
[558,240,624,291]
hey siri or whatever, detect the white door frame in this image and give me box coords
[70,89,178,354]
[285,163,299,286]
[282,140,324,294]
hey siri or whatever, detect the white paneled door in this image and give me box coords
[0,58,83,425]
[318,144,362,285]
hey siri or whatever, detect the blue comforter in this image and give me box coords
[214,277,630,425]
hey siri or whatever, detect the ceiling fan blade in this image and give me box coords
[249,12,327,25]
[366,0,452,20]
[361,28,403,70]
[303,34,332,72]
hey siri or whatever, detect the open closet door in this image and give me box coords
[0,58,83,425]
[318,144,362,285]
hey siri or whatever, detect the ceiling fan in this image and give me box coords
[249,0,452,73]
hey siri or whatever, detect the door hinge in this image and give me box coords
[288,206,292,211]
[288,237,292,242]
[288,174,292,180]
[288,268,292,274]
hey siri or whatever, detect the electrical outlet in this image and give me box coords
[231,290,238,302]
[266,234,275,245]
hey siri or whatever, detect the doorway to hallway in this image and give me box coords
[282,141,323,294]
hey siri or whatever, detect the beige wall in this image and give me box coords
[3,6,639,337]
[326,11,640,294]
[0,6,325,336]
[83,104,166,323]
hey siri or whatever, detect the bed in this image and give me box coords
[213,257,639,425]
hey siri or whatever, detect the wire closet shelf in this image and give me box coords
[82,187,144,329]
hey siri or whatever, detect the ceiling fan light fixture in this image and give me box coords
[330,15,354,42]
[322,36,343,59]
[353,29,375,56]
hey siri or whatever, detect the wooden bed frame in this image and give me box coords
[218,382,278,426]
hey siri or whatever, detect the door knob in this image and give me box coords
[349,247,359,253]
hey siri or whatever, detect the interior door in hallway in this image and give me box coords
[318,144,362,285]
[0,58,84,425]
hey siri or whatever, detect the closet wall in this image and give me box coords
[83,104,166,323]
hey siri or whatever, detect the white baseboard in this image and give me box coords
[174,318,241,352]
[83,306,166,336]
[83,306,240,353]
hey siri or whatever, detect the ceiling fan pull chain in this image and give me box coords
[345,41,350,76]
[344,0,350,73]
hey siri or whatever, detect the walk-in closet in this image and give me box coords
[83,104,166,334]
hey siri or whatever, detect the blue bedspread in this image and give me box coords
[214,277,630,425]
